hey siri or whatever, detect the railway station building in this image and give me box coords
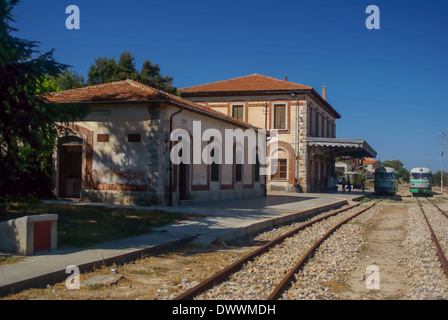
[181,74,377,193]
[47,80,266,206]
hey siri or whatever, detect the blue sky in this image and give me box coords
[11,0,448,171]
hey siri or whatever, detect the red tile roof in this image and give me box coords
[180,74,341,119]
[181,74,312,93]
[46,80,263,131]
[364,158,380,165]
[46,79,160,103]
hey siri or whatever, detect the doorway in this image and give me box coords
[59,137,83,198]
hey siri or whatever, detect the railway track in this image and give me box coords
[416,198,448,278]
[174,200,381,300]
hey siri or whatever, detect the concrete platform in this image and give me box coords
[0,190,371,297]
[152,190,369,245]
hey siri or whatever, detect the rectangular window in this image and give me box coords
[97,134,109,142]
[307,107,312,136]
[271,159,287,180]
[90,109,111,116]
[235,164,242,182]
[211,163,220,182]
[273,104,286,130]
[128,134,141,142]
[321,116,325,137]
[232,105,244,121]
[254,155,260,182]
[210,149,220,182]
[318,114,322,137]
[323,118,327,137]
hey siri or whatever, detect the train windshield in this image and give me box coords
[411,173,431,180]
[375,173,396,180]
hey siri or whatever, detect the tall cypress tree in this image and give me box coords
[0,0,87,200]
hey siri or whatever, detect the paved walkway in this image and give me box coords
[0,190,371,296]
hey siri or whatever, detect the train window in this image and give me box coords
[411,173,431,180]
[384,173,395,180]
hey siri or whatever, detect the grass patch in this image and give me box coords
[0,253,24,266]
[87,284,105,291]
[325,280,350,293]
[359,196,372,203]
[0,200,199,249]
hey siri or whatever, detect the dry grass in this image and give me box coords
[0,200,200,248]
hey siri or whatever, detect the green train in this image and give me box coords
[410,167,432,196]
[374,167,399,195]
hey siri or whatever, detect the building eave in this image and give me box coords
[307,137,377,158]
[181,88,341,120]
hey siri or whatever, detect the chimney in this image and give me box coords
[322,86,326,100]
[284,76,287,82]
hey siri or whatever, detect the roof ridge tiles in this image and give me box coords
[180,73,312,93]
[180,74,262,91]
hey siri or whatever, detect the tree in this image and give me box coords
[116,52,139,81]
[432,170,448,187]
[398,168,410,182]
[87,56,118,85]
[138,59,176,94]
[87,52,177,94]
[0,0,88,200]
[52,69,86,90]
[382,160,410,182]
[382,160,404,171]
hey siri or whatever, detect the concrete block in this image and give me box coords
[0,214,58,256]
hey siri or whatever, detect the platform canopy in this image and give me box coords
[307,137,377,158]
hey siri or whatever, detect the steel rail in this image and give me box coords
[417,199,448,278]
[267,201,378,300]
[174,202,364,300]
[427,198,448,220]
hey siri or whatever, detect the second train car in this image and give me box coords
[410,167,432,196]
[374,167,399,195]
